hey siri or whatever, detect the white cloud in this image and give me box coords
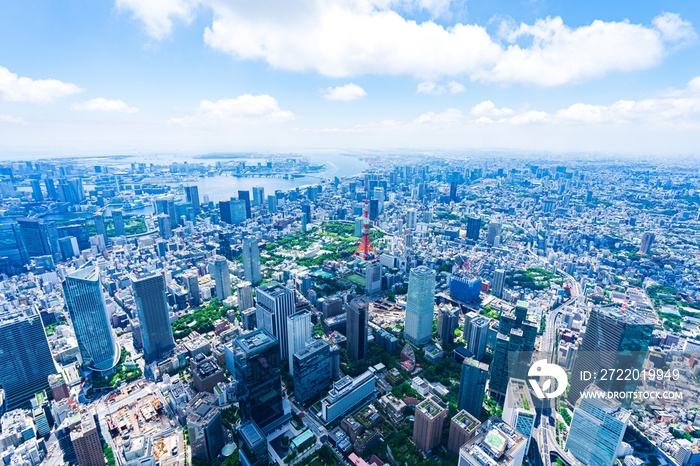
[447,81,465,93]
[323,83,367,101]
[71,98,139,113]
[117,1,695,86]
[0,66,82,103]
[0,115,26,124]
[415,108,464,124]
[652,11,697,48]
[115,0,198,40]
[417,80,465,94]
[169,94,293,126]
[470,100,513,117]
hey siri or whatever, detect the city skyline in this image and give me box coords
[0,1,700,155]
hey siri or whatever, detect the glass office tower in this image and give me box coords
[0,306,57,410]
[404,266,436,345]
[63,264,120,372]
[131,272,176,363]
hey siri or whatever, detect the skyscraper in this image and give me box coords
[413,396,448,454]
[156,213,172,240]
[447,410,480,454]
[185,269,201,306]
[287,309,312,375]
[487,221,502,247]
[0,221,29,276]
[347,298,368,363]
[93,213,108,246]
[218,200,232,224]
[185,185,200,212]
[111,210,126,237]
[187,392,225,461]
[492,269,505,298]
[437,306,459,346]
[465,314,489,361]
[63,264,120,372]
[209,256,231,301]
[155,195,177,227]
[293,339,331,405]
[242,236,262,285]
[238,190,251,219]
[70,413,104,466]
[17,218,60,261]
[131,272,176,363]
[0,306,57,410]
[237,281,254,311]
[233,330,284,431]
[640,232,654,254]
[252,186,265,207]
[458,358,489,419]
[566,384,630,466]
[364,262,382,297]
[30,179,43,201]
[502,379,535,449]
[404,266,436,346]
[255,282,296,359]
[466,216,481,242]
[568,304,653,406]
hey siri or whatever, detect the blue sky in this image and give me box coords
[1,0,699,156]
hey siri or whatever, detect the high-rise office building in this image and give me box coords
[93,213,108,246]
[242,236,262,285]
[347,298,368,363]
[466,216,481,242]
[566,384,630,466]
[218,200,232,224]
[131,272,176,363]
[17,218,60,261]
[487,221,502,247]
[233,330,284,431]
[187,392,225,461]
[640,232,654,254]
[111,210,126,237]
[238,421,268,466]
[155,195,177,227]
[45,178,57,199]
[447,410,481,454]
[364,262,382,297]
[437,306,459,346]
[267,195,278,213]
[413,397,448,454]
[209,256,231,301]
[0,306,57,410]
[492,269,505,298]
[156,213,172,240]
[63,264,120,372]
[30,179,43,201]
[238,190,251,219]
[70,413,104,466]
[293,339,331,405]
[255,282,296,359]
[237,281,254,311]
[185,185,200,212]
[458,358,489,419]
[406,209,417,229]
[465,314,489,361]
[320,295,344,320]
[568,304,653,406]
[287,310,312,375]
[502,379,535,449]
[0,221,29,276]
[185,269,201,306]
[404,266,436,346]
[252,186,265,207]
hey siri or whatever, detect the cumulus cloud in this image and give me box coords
[323,83,367,101]
[71,98,139,113]
[116,1,696,86]
[0,115,26,124]
[169,94,294,126]
[470,100,513,117]
[417,80,465,94]
[115,0,198,40]
[0,66,82,103]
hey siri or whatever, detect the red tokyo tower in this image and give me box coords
[354,195,376,260]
